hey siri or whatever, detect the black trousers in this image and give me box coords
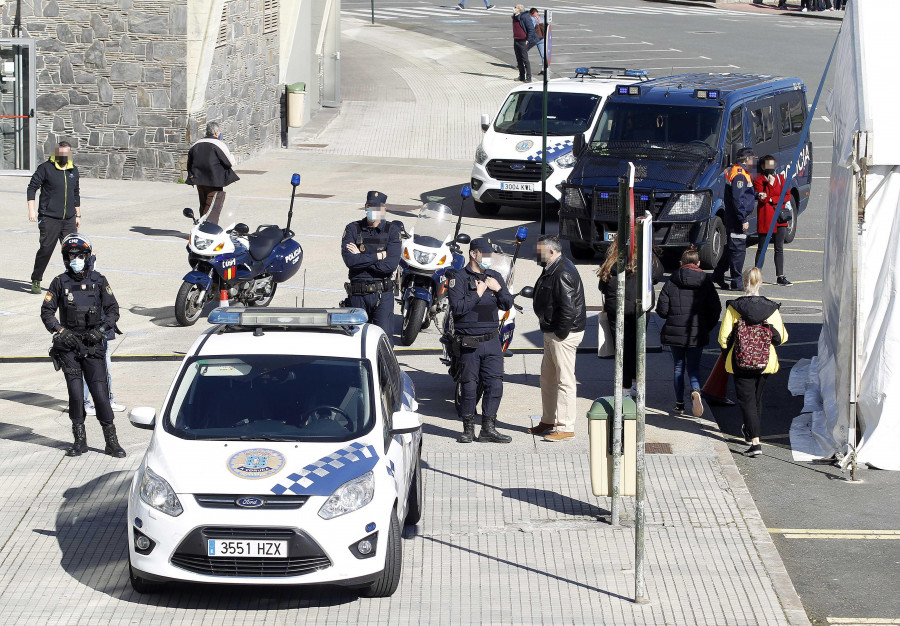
[609,313,639,385]
[713,230,747,288]
[514,39,531,80]
[733,372,768,440]
[456,337,504,418]
[32,216,77,282]
[58,347,115,427]
[755,225,786,277]
[348,289,395,346]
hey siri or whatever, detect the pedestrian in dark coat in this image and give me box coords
[597,235,663,396]
[512,4,534,82]
[656,247,722,416]
[186,121,240,216]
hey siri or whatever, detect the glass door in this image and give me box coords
[0,38,36,175]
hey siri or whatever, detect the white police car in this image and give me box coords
[126,307,423,597]
[470,67,648,216]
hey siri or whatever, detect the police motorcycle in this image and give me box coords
[175,174,304,326]
[397,199,468,346]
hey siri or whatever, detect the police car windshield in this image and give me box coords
[164,355,374,441]
[412,202,454,248]
[494,92,601,136]
[591,102,722,152]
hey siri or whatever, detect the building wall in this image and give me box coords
[1,0,190,181]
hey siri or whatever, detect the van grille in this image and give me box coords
[486,159,552,182]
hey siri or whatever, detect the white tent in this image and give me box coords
[789,0,900,471]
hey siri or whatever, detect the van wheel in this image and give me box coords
[699,215,725,270]
[358,510,402,598]
[569,241,595,260]
[784,200,798,244]
[473,200,501,216]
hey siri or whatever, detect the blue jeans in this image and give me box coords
[83,344,114,404]
[528,39,545,65]
[670,346,703,404]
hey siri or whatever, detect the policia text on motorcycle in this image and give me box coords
[447,238,514,444]
[41,234,126,458]
[341,191,403,344]
[713,147,757,292]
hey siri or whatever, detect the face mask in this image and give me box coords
[477,257,492,271]
[56,156,69,166]
[69,258,85,273]
[217,133,223,140]
[366,209,379,223]
[762,168,776,176]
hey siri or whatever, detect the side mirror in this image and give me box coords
[129,406,156,430]
[183,207,195,220]
[456,233,471,245]
[389,410,423,436]
[480,113,490,132]
[518,286,535,299]
[574,134,586,157]
[233,222,249,235]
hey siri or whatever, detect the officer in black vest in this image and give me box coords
[341,191,402,344]
[447,238,514,443]
[41,234,126,458]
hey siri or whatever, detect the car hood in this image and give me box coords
[143,435,384,497]
[569,150,713,192]
[483,131,575,164]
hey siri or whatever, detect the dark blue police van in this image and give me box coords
[559,73,812,267]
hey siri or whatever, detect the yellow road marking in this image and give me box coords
[783,279,822,284]
[769,528,900,540]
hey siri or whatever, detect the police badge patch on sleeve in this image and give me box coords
[449,278,455,288]
[44,293,52,302]
[736,181,744,188]
[106,285,113,295]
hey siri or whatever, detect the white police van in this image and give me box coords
[470,67,648,216]
[126,307,423,598]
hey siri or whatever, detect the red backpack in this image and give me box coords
[733,317,772,371]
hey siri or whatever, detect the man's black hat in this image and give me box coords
[470,238,493,254]
[736,147,756,161]
[366,191,387,207]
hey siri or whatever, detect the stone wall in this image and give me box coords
[1,0,189,181]
[187,0,281,165]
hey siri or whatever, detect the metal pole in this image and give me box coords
[634,214,648,604]
[370,0,375,24]
[611,175,628,526]
[539,10,550,235]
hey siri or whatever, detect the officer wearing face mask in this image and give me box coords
[341,191,402,344]
[447,238,514,444]
[41,234,126,459]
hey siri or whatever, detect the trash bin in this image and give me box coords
[287,82,306,128]
[587,396,636,497]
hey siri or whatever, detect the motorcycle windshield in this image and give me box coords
[199,191,241,232]
[490,251,516,290]
[411,202,455,249]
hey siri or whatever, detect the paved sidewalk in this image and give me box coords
[0,14,809,626]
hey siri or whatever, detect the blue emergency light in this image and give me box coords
[291,173,301,186]
[516,226,528,242]
[640,194,649,202]
[600,192,610,199]
[209,307,369,328]
[576,67,588,74]
[617,85,640,96]
[693,89,720,100]
[461,185,472,199]
[624,69,648,77]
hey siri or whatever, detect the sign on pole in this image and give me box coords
[641,212,653,311]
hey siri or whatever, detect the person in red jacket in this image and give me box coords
[753,154,792,286]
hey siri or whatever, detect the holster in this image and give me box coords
[49,346,63,372]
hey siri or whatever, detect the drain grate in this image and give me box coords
[645,442,673,454]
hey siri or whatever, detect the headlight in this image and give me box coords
[193,235,214,250]
[413,250,437,265]
[139,466,183,517]
[666,193,706,218]
[475,144,488,165]
[318,471,375,520]
[555,151,577,168]
[564,187,585,210]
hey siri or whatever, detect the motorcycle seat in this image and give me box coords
[247,226,283,261]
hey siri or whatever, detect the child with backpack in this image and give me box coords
[717,267,788,457]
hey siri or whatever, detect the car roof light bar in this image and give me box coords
[208,307,369,328]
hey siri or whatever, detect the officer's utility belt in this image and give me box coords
[346,278,393,296]
[455,330,499,349]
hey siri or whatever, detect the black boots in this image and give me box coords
[477,416,511,443]
[101,423,127,458]
[66,424,88,457]
[457,415,476,443]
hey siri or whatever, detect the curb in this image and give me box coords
[700,412,812,626]
[643,0,844,21]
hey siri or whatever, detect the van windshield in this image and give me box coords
[591,102,723,152]
[494,92,602,136]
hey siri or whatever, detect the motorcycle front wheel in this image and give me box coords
[400,298,428,346]
[175,281,210,326]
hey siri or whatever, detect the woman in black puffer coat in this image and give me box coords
[656,247,722,417]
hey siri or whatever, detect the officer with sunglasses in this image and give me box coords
[41,234,125,458]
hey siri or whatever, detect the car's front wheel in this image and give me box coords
[129,562,164,594]
[358,510,402,598]
[404,446,423,526]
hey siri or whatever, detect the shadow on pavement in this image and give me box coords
[129,226,189,241]
[52,471,359,608]
[0,277,35,293]
[0,389,68,412]
[0,421,69,451]
[128,304,187,327]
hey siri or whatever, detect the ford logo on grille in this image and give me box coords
[509,164,526,170]
[235,496,264,508]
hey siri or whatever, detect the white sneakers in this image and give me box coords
[84,400,126,415]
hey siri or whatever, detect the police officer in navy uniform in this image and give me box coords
[448,238,514,443]
[41,234,126,458]
[713,147,757,291]
[341,191,402,344]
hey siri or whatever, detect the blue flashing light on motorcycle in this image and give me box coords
[516,226,528,243]
[291,173,301,186]
[461,185,471,199]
